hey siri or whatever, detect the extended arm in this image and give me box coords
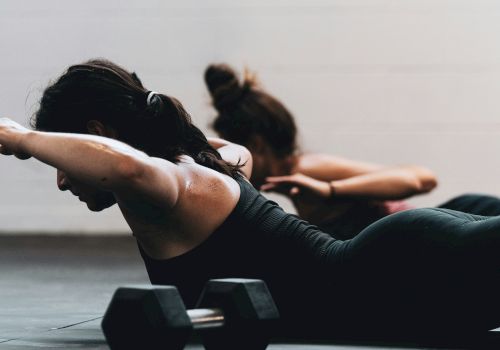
[0,118,180,208]
[207,137,253,179]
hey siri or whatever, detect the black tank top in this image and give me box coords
[138,175,348,332]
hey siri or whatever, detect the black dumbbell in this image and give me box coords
[101,278,280,350]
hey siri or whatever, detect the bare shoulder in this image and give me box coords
[172,161,241,239]
[142,156,240,207]
[121,159,242,259]
[125,157,240,230]
[176,159,241,209]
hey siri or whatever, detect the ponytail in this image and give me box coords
[204,63,297,158]
[33,59,243,178]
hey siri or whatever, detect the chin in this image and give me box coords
[86,200,115,212]
[86,203,104,212]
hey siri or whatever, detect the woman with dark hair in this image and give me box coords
[3,59,500,338]
[205,64,500,239]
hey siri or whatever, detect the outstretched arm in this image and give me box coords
[207,137,253,179]
[0,118,180,208]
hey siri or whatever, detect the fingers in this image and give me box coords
[260,183,290,196]
[264,177,301,190]
[15,153,31,160]
[260,183,277,192]
[0,144,31,159]
[260,181,297,197]
[264,175,297,184]
[0,144,13,155]
[262,175,307,197]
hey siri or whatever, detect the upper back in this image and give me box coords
[139,172,345,308]
[121,157,241,259]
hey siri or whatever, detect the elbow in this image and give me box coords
[412,178,437,195]
[238,145,253,165]
[224,141,252,167]
[237,145,253,178]
[421,176,438,193]
[407,166,438,194]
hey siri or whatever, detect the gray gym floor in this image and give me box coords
[1,235,499,350]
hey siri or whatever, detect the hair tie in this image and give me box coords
[146,91,158,106]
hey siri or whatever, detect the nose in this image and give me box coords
[57,170,69,191]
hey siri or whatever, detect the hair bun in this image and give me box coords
[204,64,248,111]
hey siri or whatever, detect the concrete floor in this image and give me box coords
[1,235,499,350]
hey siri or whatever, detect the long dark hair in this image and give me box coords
[33,59,241,177]
[205,64,297,158]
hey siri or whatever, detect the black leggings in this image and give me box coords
[320,193,500,240]
[438,193,500,216]
[317,206,500,337]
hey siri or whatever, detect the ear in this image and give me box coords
[86,120,118,138]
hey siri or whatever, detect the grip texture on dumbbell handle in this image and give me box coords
[187,308,225,329]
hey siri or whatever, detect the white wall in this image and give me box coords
[2,0,500,233]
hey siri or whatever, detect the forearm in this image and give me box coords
[330,167,436,200]
[21,131,148,189]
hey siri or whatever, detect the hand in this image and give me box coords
[0,117,32,159]
[260,173,332,201]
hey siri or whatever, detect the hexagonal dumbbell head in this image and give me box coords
[101,285,193,350]
[196,279,280,350]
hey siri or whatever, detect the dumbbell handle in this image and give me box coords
[187,308,225,329]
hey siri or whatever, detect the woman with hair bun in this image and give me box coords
[4,59,500,339]
[205,63,500,239]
